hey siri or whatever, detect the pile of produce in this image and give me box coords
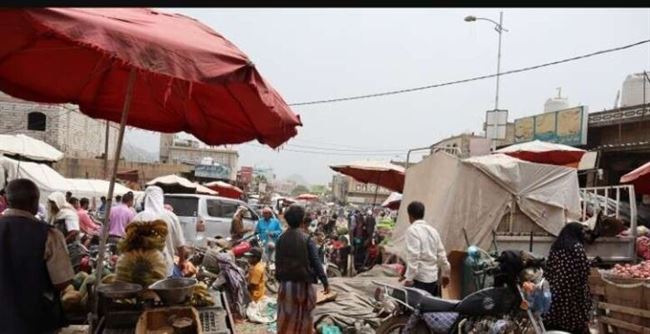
[115,220,169,287]
[190,282,215,307]
[610,260,650,280]
[637,236,650,260]
[61,272,116,312]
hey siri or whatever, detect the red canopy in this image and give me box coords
[0,8,301,148]
[495,140,585,166]
[330,160,406,193]
[621,161,650,195]
[205,181,243,199]
[296,193,319,201]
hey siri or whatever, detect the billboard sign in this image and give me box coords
[514,106,588,146]
[485,109,508,140]
[195,163,231,180]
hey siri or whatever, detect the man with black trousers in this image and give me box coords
[0,179,74,333]
[400,201,451,297]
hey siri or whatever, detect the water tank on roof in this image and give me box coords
[621,72,650,107]
[544,88,570,113]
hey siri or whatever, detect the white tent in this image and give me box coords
[1,156,135,204]
[389,152,581,257]
[0,134,64,162]
[0,156,72,203]
[147,174,218,195]
[67,178,134,200]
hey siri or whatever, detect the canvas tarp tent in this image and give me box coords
[388,152,581,257]
[1,156,134,203]
[1,156,73,204]
[67,178,134,200]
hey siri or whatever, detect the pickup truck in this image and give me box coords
[493,184,638,263]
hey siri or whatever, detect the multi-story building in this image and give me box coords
[331,174,391,206]
[159,133,239,181]
[0,92,119,159]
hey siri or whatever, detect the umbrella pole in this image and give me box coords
[90,68,137,326]
[372,174,382,207]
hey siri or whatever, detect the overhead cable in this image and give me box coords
[288,39,650,107]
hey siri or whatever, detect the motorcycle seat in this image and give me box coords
[419,295,461,312]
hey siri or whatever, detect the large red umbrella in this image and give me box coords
[0,8,301,147]
[330,160,405,192]
[205,180,243,199]
[0,8,301,322]
[296,193,319,201]
[621,161,650,195]
[381,192,402,210]
[495,140,585,166]
[330,160,405,206]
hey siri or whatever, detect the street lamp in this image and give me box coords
[465,12,508,110]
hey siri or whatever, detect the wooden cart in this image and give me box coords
[589,269,650,334]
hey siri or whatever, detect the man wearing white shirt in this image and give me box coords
[401,201,451,297]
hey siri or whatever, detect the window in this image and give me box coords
[220,202,239,219]
[164,196,198,216]
[27,112,46,131]
[206,199,221,217]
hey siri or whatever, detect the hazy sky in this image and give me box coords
[126,8,650,185]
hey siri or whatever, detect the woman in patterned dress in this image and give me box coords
[544,222,592,334]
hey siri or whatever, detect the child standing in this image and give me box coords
[244,247,266,302]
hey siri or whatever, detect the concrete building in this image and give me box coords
[331,174,390,206]
[0,92,119,159]
[585,102,650,187]
[159,133,239,180]
[431,132,492,159]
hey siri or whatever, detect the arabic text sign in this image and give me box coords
[195,164,231,179]
[514,106,588,145]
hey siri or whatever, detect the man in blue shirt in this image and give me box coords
[256,206,283,246]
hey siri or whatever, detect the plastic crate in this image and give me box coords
[199,308,230,334]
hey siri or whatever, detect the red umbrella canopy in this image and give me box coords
[495,140,586,166]
[620,161,650,195]
[0,8,301,148]
[296,193,319,201]
[381,192,402,210]
[330,160,406,193]
[205,181,243,199]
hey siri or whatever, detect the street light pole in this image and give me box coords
[495,11,503,110]
[465,12,508,110]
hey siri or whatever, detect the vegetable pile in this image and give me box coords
[611,260,650,280]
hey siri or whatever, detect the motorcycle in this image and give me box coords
[372,248,567,334]
[195,233,280,294]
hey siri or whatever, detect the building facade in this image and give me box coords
[0,92,119,159]
[331,174,391,205]
[585,103,650,187]
[159,133,239,181]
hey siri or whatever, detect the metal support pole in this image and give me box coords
[495,11,504,110]
[103,120,110,179]
[91,68,137,325]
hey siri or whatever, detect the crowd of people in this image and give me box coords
[0,178,596,334]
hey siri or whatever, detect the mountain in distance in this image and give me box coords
[122,141,158,163]
[284,174,310,187]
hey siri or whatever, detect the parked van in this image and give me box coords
[163,193,264,246]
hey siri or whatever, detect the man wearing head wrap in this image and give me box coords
[47,191,80,244]
[255,206,283,246]
[132,186,187,276]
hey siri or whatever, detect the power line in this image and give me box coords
[291,138,408,151]
[283,142,406,153]
[288,39,650,107]
[244,143,406,157]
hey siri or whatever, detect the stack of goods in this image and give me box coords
[115,220,169,288]
[190,282,215,307]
